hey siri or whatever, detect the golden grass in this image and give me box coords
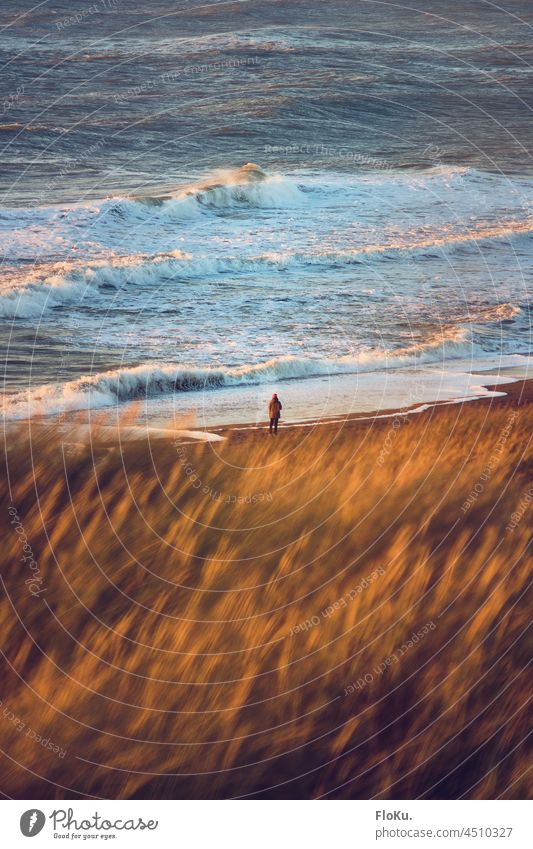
[1,392,531,799]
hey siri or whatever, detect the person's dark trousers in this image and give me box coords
[269,417,279,434]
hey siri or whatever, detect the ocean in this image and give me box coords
[1,0,532,425]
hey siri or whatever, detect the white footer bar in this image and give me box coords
[2,799,530,848]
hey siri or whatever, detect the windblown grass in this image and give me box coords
[1,392,531,799]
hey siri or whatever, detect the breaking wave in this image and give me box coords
[473,303,521,322]
[167,163,305,210]
[2,224,530,319]
[0,269,100,319]
[2,328,482,419]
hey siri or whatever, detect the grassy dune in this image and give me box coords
[1,388,531,799]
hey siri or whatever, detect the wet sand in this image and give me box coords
[212,378,533,444]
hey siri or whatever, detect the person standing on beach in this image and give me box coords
[269,393,282,434]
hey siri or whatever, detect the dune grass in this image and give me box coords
[1,392,531,799]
